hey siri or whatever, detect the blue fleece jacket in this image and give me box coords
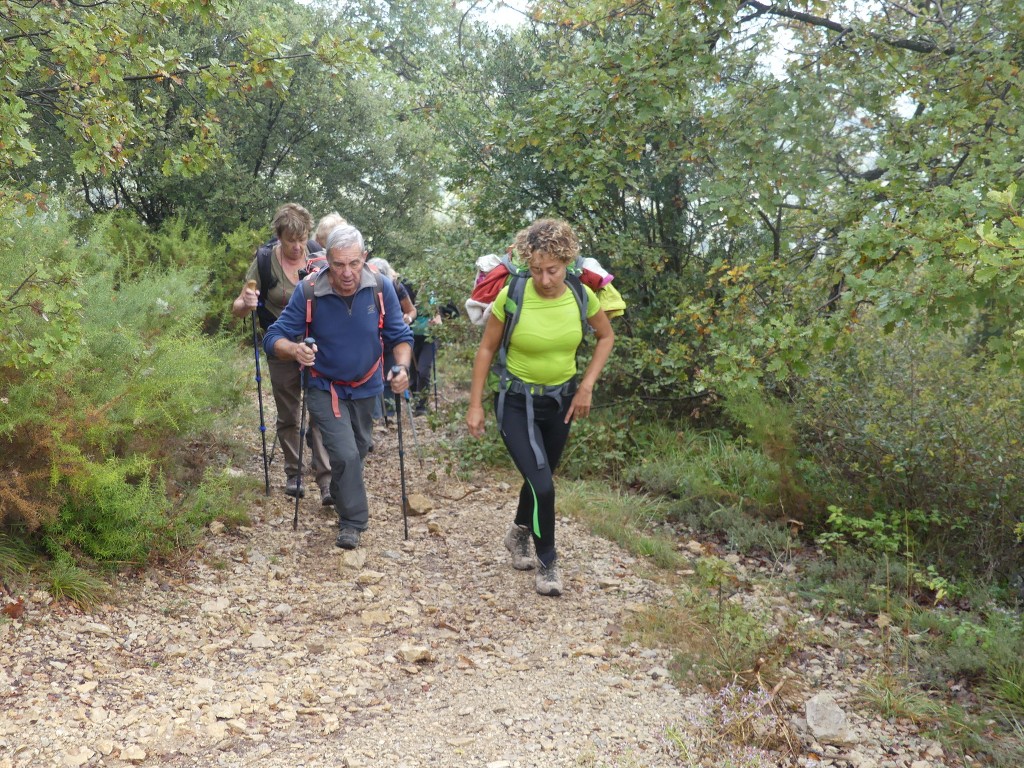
[264,266,414,400]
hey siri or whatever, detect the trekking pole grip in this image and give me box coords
[300,337,315,366]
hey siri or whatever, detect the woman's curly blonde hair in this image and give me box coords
[513,218,580,267]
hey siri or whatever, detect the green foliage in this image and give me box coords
[634,576,781,687]
[0,0,309,188]
[0,210,248,570]
[557,481,681,570]
[46,560,107,609]
[627,423,782,513]
[912,608,1024,699]
[558,408,638,482]
[175,469,255,546]
[859,674,943,725]
[0,533,32,579]
[798,548,920,620]
[681,502,794,562]
[46,456,170,566]
[796,321,1024,579]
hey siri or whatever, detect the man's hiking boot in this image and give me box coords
[503,524,534,571]
[335,527,361,550]
[535,559,563,597]
[320,487,334,507]
[284,476,305,498]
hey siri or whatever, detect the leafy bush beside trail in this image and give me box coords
[794,321,1024,582]
[0,209,249,569]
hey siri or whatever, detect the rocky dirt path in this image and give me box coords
[1,396,687,768]
[1,386,954,768]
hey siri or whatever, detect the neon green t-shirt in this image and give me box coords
[492,279,599,386]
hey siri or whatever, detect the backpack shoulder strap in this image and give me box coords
[565,272,588,337]
[495,272,527,373]
[254,243,278,331]
[257,243,277,292]
[301,274,315,340]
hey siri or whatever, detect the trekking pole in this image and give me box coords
[246,280,270,496]
[294,337,315,532]
[267,431,279,468]
[381,392,390,429]
[403,389,424,468]
[391,366,409,540]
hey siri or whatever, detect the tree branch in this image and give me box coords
[738,1,955,55]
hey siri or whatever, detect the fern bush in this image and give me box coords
[0,208,248,570]
[46,455,169,565]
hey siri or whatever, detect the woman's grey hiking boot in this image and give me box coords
[535,559,563,597]
[503,524,535,570]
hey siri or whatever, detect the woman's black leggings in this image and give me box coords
[496,391,572,563]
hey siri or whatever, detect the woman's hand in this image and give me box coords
[466,404,486,438]
[241,285,259,310]
[565,384,593,423]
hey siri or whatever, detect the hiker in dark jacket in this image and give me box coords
[231,203,333,504]
[264,225,414,550]
[466,218,614,597]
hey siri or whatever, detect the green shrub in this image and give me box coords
[1,210,249,570]
[678,501,794,559]
[794,321,1024,580]
[46,560,107,609]
[45,456,170,566]
[797,549,915,618]
[559,408,640,482]
[171,469,255,551]
[633,576,781,687]
[912,608,1024,699]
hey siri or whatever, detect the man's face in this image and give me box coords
[328,244,366,296]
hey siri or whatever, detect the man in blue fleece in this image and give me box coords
[264,224,414,550]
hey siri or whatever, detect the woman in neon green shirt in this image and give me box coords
[466,219,615,596]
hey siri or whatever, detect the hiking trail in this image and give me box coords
[1,370,947,768]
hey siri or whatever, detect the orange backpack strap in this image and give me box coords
[304,269,388,417]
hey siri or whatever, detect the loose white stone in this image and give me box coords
[121,745,146,763]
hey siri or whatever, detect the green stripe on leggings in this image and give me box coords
[527,479,540,538]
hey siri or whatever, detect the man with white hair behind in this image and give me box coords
[264,225,414,550]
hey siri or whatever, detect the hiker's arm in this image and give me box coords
[386,342,413,393]
[271,337,317,366]
[399,294,417,325]
[232,263,260,317]
[231,283,259,317]
[566,309,615,423]
[381,281,415,392]
[466,314,504,438]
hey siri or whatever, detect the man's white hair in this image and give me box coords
[325,224,364,254]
